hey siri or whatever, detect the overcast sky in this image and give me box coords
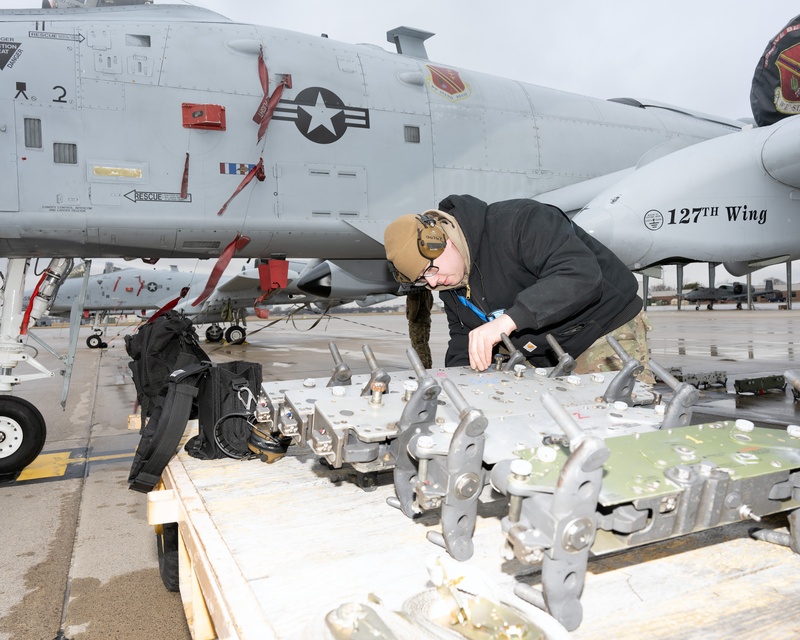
[7,0,800,288]
[185,0,798,122]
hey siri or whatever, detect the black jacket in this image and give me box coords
[438,195,641,367]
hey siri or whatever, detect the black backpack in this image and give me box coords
[184,360,263,460]
[125,311,210,425]
[128,362,212,493]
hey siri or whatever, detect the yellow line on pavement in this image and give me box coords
[16,450,133,482]
[17,451,74,481]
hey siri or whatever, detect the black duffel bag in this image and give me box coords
[184,361,262,460]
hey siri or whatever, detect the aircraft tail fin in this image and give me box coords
[751,13,800,126]
[765,279,774,292]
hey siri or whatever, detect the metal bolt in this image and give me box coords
[510,458,533,479]
[675,466,692,481]
[418,458,429,483]
[659,496,677,513]
[562,517,595,552]
[735,419,755,432]
[454,472,481,499]
[508,459,532,522]
[513,364,526,378]
[738,504,762,522]
[725,492,741,509]
[369,381,386,405]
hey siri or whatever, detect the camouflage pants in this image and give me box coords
[407,288,433,368]
[409,319,432,369]
[574,310,655,384]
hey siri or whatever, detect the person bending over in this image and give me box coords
[383,194,651,376]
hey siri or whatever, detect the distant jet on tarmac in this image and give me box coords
[680,280,775,311]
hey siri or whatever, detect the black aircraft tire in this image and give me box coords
[156,523,180,592]
[86,334,103,349]
[205,326,223,342]
[0,396,47,475]
[225,325,246,345]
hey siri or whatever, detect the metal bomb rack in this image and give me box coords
[490,399,800,631]
[259,337,663,485]
[253,339,800,632]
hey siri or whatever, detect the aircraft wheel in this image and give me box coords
[86,334,104,349]
[155,523,180,592]
[225,325,246,345]
[205,325,224,342]
[0,396,47,475]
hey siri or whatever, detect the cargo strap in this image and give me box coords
[191,234,251,307]
[129,362,212,493]
[147,286,190,324]
[252,46,289,144]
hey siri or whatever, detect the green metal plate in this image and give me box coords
[517,421,800,506]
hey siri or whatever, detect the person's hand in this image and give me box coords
[468,314,517,371]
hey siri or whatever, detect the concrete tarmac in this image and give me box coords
[0,305,798,640]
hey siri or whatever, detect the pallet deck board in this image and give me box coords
[155,426,800,639]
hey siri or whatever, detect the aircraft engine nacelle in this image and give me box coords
[294,259,401,300]
[573,115,800,272]
[722,262,762,277]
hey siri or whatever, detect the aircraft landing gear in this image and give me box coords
[0,396,47,476]
[205,324,224,342]
[0,257,70,475]
[86,330,108,349]
[224,325,246,345]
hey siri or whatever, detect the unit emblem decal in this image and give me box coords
[775,42,800,116]
[272,87,369,144]
[643,210,664,230]
[426,65,472,101]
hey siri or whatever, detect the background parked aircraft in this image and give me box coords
[680,280,775,311]
[30,259,399,347]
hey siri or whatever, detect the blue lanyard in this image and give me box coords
[457,294,505,323]
[457,294,488,322]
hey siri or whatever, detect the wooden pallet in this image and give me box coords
[147,425,800,640]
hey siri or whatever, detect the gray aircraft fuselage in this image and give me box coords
[0,5,741,263]
[35,265,196,315]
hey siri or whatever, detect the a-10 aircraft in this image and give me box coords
[33,259,397,346]
[680,279,776,311]
[29,261,196,345]
[0,2,797,475]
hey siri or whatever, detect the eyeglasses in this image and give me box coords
[413,263,439,286]
[389,260,439,286]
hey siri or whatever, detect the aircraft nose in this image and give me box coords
[573,199,654,270]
